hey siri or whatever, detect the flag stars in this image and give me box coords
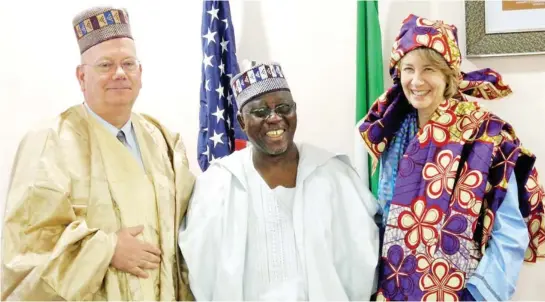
[202,28,217,46]
[207,7,220,23]
[212,106,225,123]
[209,153,220,165]
[218,61,225,75]
[215,83,225,99]
[226,116,232,129]
[199,3,245,170]
[220,37,230,53]
[203,53,214,68]
[209,130,224,147]
[202,145,210,157]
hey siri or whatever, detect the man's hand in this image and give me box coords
[111,225,161,278]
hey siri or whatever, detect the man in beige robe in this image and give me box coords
[1,6,195,301]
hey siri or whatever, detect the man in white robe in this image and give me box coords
[179,62,379,301]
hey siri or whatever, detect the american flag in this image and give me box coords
[198,0,246,171]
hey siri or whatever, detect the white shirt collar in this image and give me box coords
[83,102,132,136]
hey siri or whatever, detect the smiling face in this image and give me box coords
[237,90,297,156]
[399,49,449,116]
[76,37,142,113]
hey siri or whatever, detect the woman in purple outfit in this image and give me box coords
[359,14,545,301]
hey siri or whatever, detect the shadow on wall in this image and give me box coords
[236,1,271,65]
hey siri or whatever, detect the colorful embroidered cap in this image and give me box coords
[389,14,461,79]
[389,14,511,100]
[72,6,132,54]
[230,62,290,110]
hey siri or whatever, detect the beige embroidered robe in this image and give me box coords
[2,104,195,301]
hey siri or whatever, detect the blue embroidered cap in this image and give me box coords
[230,62,290,110]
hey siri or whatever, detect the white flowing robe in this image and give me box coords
[179,143,380,301]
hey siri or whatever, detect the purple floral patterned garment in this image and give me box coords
[359,14,545,301]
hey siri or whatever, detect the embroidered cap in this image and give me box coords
[72,6,132,54]
[230,61,290,110]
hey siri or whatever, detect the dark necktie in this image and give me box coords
[117,130,129,147]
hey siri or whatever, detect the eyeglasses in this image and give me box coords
[248,103,296,119]
[82,58,141,74]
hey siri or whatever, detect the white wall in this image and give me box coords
[0,0,543,299]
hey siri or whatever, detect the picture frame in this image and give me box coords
[465,0,545,57]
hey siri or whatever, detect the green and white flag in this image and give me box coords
[354,0,384,198]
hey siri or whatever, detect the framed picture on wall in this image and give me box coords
[465,0,545,57]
